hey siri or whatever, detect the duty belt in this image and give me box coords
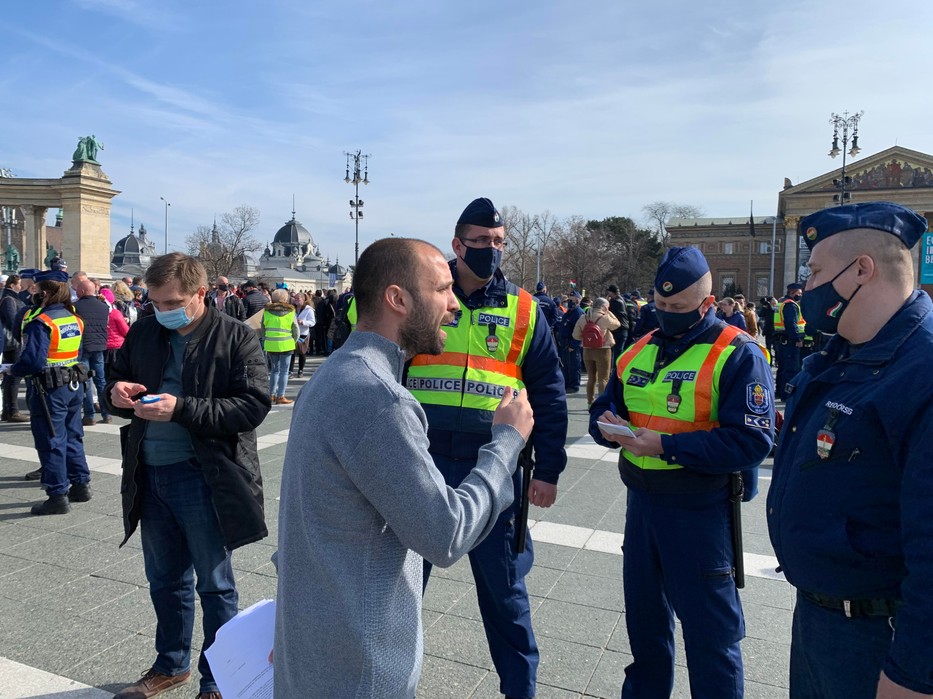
[802,590,901,619]
[34,363,90,390]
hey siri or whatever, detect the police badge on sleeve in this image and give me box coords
[746,382,771,415]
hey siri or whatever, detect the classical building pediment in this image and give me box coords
[782,146,933,197]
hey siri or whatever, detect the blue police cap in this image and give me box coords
[799,201,928,250]
[654,246,710,298]
[535,281,546,292]
[18,268,39,280]
[34,270,69,284]
[787,282,803,291]
[457,197,502,228]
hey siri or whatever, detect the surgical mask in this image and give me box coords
[655,300,708,337]
[153,295,197,330]
[799,259,861,335]
[461,245,502,280]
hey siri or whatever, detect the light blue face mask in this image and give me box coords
[153,295,196,330]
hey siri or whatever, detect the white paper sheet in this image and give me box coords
[204,598,276,698]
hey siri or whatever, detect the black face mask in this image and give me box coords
[656,300,708,337]
[461,245,502,281]
[217,284,229,292]
[799,259,861,335]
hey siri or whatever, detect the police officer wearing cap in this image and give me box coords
[768,202,933,698]
[7,269,91,515]
[774,282,806,400]
[408,197,567,699]
[589,246,774,699]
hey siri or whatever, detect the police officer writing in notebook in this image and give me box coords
[768,202,933,699]
[589,246,774,699]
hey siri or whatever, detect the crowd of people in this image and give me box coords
[1,199,931,699]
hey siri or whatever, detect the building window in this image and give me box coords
[720,273,737,296]
[723,242,735,254]
[756,276,770,298]
[758,241,770,254]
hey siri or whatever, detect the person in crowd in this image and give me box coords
[631,288,658,340]
[288,292,315,379]
[105,252,270,699]
[17,269,38,305]
[758,296,778,364]
[273,237,533,697]
[408,197,567,699]
[101,287,129,374]
[68,269,87,303]
[112,280,138,325]
[774,282,806,400]
[533,281,559,331]
[718,297,748,331]
[205,275,245,321]
[240,279,267,319]
[261,288,298,405]
[73,280,111,425]
[768,202,933,699]
[8,270,91,515]
[315,288,334,355]
[0,274,29,422]
[573,296,621,406]
[733,294,758,337]
[557,294,583,394]
[605,285,630,363]
[590,246,774,699]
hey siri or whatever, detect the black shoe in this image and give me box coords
[31,495,70,516]
[68,483,92,503]
[3,412,30,423]
[99,415,112,424]
[24,468,42,481]
[82,416,95,427]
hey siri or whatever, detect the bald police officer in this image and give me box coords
[768,202,933,698]
[590,246,774,699]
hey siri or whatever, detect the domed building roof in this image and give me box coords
[273,214,313,247]
[111,223,158,274]
[113,229,142,257]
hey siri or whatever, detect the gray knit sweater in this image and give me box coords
[273,331,525,698]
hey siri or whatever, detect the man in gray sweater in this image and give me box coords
[274,238,533,698]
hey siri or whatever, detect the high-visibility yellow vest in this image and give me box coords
[262,309,296,353]
[773,299,806,334]
[615,324,757,471]
[346,296,357,330]
[33,307,84,367]
[407,287,537,434]
[21,306,43,333]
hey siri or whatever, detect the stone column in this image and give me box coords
[19,205,49,269]
[783,216,799,287]
[59,163,119,277]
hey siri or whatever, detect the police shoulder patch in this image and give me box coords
[744,414,771,429]
[746,382,771,415]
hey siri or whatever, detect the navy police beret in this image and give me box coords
[654,246,710,298]
[34,270,69,284]
[535,281,546,292]
[787,282,803,291]
[457,197,502,229]
[18,268,39,280]
[799,201,928,250]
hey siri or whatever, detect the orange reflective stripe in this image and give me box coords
[629,411,718,434]
[615,331,656,380]
[693,325,741,423]
[506,289,534,365]
[409,352,523,380]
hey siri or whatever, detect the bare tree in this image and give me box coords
[642,201,705,247]
[500,206,538,289]
[186,205,263,279]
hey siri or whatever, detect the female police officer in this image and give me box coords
[9,269,91,515]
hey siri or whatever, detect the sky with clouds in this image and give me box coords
[3,0,932,267]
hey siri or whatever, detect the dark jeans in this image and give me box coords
[81,350,109,418]
[29,382,90,496]
[140,459,238,694]
[2,350,23,415]
[289,346,307,374]
[559,343,581,390]
[790,591,893,699]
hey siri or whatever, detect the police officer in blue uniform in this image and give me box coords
[589,247,774,699]
[412,197,567,699]
[9,270,91,515]
[774,282,805,399]
[767,202,933,699]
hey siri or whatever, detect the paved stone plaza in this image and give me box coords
[0,359,791,698]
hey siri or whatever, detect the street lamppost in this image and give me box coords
[1,206,17,273]
[343,150,370,267]
[828,111,863,205]
[160,196,171,254]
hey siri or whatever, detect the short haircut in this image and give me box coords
[454,223,469,239]
[5,274,19,288]
[354,237,440,319]
[145,252,207,294]
[270,288,289,303]
[593,297,609,311]
[834,228,914,285]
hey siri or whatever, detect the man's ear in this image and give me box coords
[383,284,408,316]
[854,254,876,283]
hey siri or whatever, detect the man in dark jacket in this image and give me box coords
[533,281,559,331]
[605,285,629,364]
[105,253,270,699]
[240,279,267,318]
[205,275,245,321]
[0,274,29,421]
[558,295,584,392]
[73,280,111,425]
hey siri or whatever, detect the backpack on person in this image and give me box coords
[581,316,605,349]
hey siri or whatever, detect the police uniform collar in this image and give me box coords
[816,290,930,367]
[449,259,509,304]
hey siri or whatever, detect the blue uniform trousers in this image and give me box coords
[423,453,538,699]
[789,591,892,699]
[621,489,744,699]
[29,381,90,497]
[774,340,800,400]
[559,344,581,391]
